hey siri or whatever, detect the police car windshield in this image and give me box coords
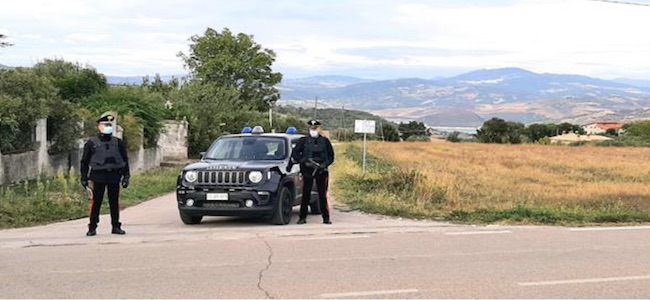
[204,136,287,161]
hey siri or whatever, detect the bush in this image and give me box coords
[0,68,55,153]
[46,100,83,154]
[406,135,431,142]
[83,87,165,149]
[446,131,461,143]
[119,113,142,153]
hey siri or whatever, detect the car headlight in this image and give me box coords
[248,171,263,183]
[184,171,198,183]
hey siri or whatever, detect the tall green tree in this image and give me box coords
[178,27,282,111]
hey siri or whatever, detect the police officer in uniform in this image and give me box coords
[289,119,335,224]
[80,114,130,236]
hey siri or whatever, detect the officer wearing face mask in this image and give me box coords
[288,119,335,225]
[80,113,130,236]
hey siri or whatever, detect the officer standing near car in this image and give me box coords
[289,119,335,224]
[80,113,130,236]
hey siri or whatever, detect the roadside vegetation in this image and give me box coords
[332,142,650,225]
[0,166,181,229]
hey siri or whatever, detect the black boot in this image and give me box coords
[297,218,307,225]
[86,225,97,236]
[112,226,126,235]
[323,217,332,224]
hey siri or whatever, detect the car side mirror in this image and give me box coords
[200,152,206,159]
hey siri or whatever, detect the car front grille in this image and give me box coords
[197,171,246,185]
[202,201,241,209]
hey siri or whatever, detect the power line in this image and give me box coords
[588,0,650,6]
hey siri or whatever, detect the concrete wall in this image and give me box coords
[0,118,185,184]
[158,120,188,161]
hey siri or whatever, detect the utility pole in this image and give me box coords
[341,106,346,141]
[312,96,318,119]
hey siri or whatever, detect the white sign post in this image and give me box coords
[354,120,376,174]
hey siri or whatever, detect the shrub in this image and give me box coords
[0,68,55,153]
[46,100,83,154]
[446,131,461,143]
[83,87,165,149]
[119,113,142,153]
[406,135,431,142]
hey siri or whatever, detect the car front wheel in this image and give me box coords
[179,210,203,225]
[270,186,293,225]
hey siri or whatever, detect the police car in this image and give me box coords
[176,126,321,225]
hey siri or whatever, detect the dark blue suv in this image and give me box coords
[176,132,321,225]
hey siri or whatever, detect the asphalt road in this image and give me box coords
[1,193,649,299]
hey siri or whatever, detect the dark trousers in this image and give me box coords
[88,181,121,229]
[299,170,330,219]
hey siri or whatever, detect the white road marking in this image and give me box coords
[289,234,371,241]
[318,288,419,298]
[445,230,512,235]
[569,226,650,232]
[518,275,650,287]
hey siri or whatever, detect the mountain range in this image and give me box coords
[278,68,650,127]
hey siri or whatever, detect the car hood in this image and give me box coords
[183,160,284,171]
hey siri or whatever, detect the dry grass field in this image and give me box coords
[332,141,650,224]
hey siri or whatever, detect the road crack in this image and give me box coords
[257,238,274,299]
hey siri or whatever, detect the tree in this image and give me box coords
[557,122,585,135]
[32,59,108,153]
[526,123,552,142]
[0,34,12,48]
[178,27,282,111]
[476,118,525,144]
[0,68,55,152]
[170,82,246,155]
[623,121,650,141]
[398,121,427,141]
[33,59,107,102]
[381,124,400,142]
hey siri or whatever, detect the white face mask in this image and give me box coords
[309,130,319,138]
[102,125,114,135]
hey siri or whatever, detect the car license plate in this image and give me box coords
[206,193,229,201]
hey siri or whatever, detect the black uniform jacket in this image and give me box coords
[80,134,130,183]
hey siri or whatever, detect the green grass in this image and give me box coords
[0,166,181,229]
[333,144,650,225]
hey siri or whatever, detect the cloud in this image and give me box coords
[1,0,650,79]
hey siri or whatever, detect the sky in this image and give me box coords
[1,0,650,80]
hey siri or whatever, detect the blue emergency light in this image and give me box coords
[286,127,298,134]
[241,126,253,134]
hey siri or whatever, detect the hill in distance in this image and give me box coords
[278,67,650,126]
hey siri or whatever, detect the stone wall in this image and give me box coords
[0,118,185,185]
[158,120,188,161]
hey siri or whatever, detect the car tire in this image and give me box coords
[271,186,293,225]
[179,210,202,225]
[309,193,322,215]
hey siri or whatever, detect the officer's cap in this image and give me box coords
[96,114,115,123]
[307,119,321,127]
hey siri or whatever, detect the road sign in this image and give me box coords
[354,120,376,174]
[355,120,376,134]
